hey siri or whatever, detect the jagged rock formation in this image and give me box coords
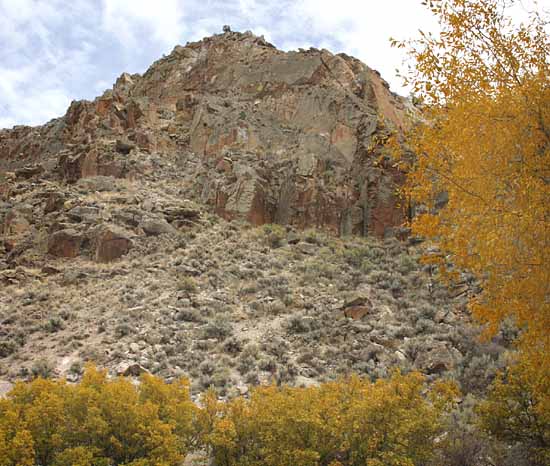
[1,30,413,239]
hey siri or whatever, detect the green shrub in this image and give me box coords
[262,224,286,248]
[178,276,198,294]
[31,359,54,379]
[0,339,17,358]
[203,316,233,341]
[44,317,64,333]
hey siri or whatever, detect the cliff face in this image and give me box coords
[0,30,413,238]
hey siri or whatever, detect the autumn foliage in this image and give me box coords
[390,0,550,462]
[0,366,460,466]
[200,371,457,466]
[477,346,550,465]
[0,365,198,466]
[394,0,550,343]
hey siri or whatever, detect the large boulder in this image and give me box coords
[48,229,84,258]
[76,176,117,192]
[116,362,150,377]
[94,225,133,262]
[341,295,373,320]
[140,218,176,236]
[414,342,462,375]
[2,210,31,236]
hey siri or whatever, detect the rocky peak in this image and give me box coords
[1,30,414,237]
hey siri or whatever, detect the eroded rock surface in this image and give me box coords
[0,30,414,238]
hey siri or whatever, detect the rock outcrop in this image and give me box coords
[94,225,133,262]
[0,30,414,238]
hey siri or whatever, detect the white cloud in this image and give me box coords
[101,0,185,47]
[0,0,100,127]
[279,0,440,94]
[0,66,71,126]
[1,0,547,128]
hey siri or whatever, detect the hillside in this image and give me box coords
[0,30,505,399]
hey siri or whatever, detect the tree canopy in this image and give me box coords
[391,2,550,461]
[0,366,458,466]
[393,0,549,345]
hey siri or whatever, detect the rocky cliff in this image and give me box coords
[1,30,413,239]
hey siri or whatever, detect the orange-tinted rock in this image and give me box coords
[44,192,65,214]
[59,147,126,182]
[3,210,30,236]
[342,295,373,320]
[48,229,83,258]
[94,225,132,262]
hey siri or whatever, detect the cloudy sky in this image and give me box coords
[0,0,546,128]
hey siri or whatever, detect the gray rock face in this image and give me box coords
[415,341,462,375]
[76,176,117,192]
[140,218,176,236]
[0,31,414,238]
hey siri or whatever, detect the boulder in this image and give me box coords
[67,206,101,223]
[15,165,44,179]
[60,148,126,183]
[116,362,149,377]
[342,295,373,320]
[48,229,84,258]
[140,218,176,236]
[115,139,135,154]
[76,176,116,192]
[44,192,65,214]
[3,211,30,236]
[161,201,201,225]
[414,342,461,375]
[296,242,317,255]
[94,225,132,262]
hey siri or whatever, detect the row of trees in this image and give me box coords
[0,364,546,466]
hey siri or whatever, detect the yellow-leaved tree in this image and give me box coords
[0,364,199,466]
[394,0,549,343]
[392,0,549,462]
[199,371,458,466]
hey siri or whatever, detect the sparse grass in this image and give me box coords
[44,316,65,333]
[175,308,203,322]
[114,323,135,338]
[69,360,84,375]
[178,276,198,294]
[0,339,17,358]
[0,203,491,399]
[286,315,312,334]
[262,224,287,248]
